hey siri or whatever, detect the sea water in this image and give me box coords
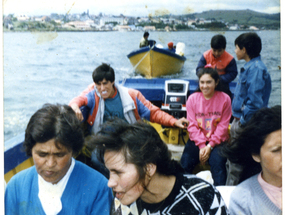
[3,30,281,142]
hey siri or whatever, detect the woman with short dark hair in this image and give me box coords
[5,103,113,215]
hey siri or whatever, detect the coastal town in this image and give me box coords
[3,9,280,32]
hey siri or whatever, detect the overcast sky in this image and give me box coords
[3,0,280,16]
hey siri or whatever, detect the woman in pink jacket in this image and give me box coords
[181,66,232,185]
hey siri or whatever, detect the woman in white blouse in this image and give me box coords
[5,104,113,215]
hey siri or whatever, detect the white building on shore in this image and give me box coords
[62,21,92,30]
[100,16,124,26]
[16,14,30,21]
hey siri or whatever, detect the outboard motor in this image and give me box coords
[161,80,189,119]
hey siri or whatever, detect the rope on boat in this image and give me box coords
[132,45,155,71]
[123,45,156,84]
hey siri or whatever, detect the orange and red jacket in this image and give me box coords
[69,83,177,133]
[196,49,238,84]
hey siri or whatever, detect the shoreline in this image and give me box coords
[3,29,280,33]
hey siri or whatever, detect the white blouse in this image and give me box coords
[38,158,75,215]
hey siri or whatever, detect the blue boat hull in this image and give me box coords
[4,78,236,182]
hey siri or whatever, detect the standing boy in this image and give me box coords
[196,34,238,99]
[226,32,272,185]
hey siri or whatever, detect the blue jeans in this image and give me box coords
[180,139,227,185]
[226,118,244,185]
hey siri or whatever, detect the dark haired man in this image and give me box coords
[70,63,188,134]
[69,63,188,176]
[139,32,149,48]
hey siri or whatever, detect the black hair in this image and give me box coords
[211,34,226,49]
[92,63,115,84]
[196,67,223,92]
[24,103,84,156]
[143,32,149,38]
[235,32,262,59]
[87,118,184,185]
[221,105,281,180]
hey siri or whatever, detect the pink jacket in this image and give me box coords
[186,91,232,149]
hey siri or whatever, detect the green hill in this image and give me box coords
[189,9,280,28]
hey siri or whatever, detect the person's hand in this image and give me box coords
[70,104,84,121]
[174,117,189,129]
[199,146,211,165]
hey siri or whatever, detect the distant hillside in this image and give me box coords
[182,9,280,28]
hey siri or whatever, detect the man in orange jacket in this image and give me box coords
[70,63,188,135]
[69,63,189,177]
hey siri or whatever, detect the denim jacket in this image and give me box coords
[232,56,271,126]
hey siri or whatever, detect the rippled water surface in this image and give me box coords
[4,30,281,141]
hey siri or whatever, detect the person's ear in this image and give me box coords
[216,79,219,87]
[252,154,261,163]
[242,47,247,54]
[146,163,157,177]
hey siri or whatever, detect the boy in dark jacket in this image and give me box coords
[226,32,272,185]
